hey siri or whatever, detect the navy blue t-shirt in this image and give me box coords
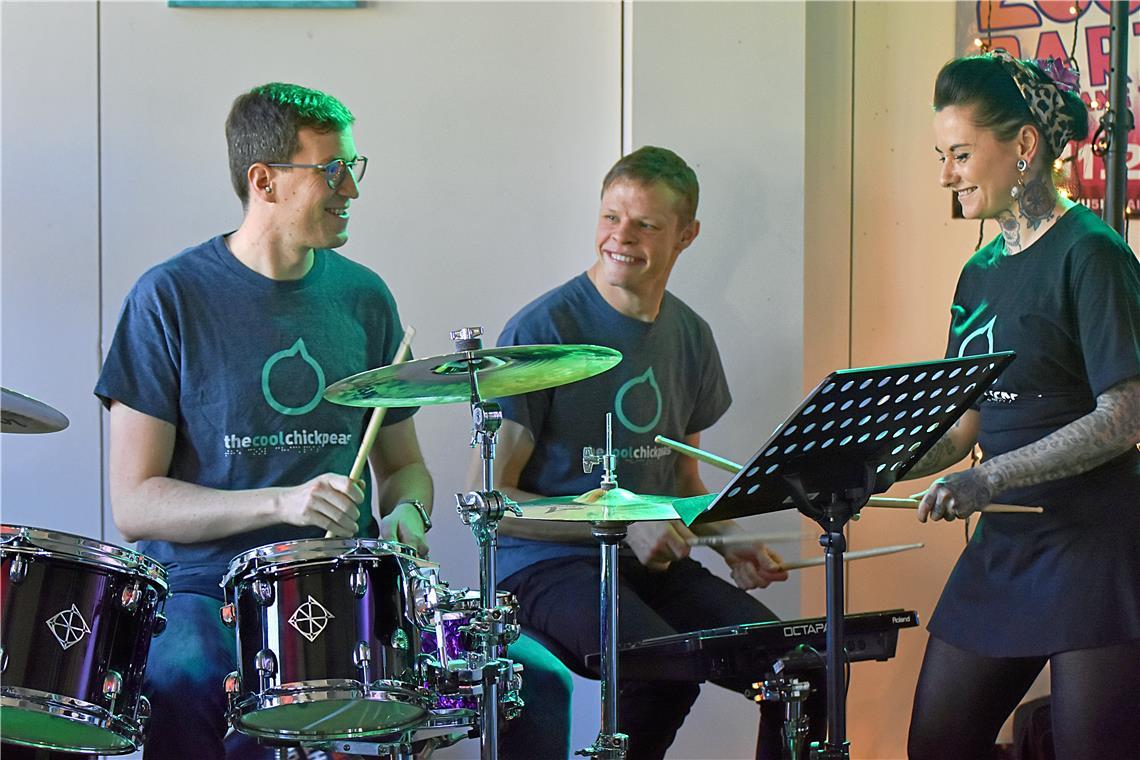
[495,273,732,581]
[95,235,415,598]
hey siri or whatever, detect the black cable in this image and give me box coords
[1068,3,1081,64]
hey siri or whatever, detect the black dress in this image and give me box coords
[928,204,1140,657]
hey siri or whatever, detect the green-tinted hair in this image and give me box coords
[225,82,355,205]
[602,146,700,224]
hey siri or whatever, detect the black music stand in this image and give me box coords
[676,352,1014,760]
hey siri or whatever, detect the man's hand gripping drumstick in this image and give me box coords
[323,327,416,538]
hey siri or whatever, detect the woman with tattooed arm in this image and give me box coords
[905,52,1140,759]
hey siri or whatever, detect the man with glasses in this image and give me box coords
[95,83,570,759]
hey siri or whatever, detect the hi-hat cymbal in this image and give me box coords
[511,488,716,523]
[1,387,70,434]
[325,344,622,407]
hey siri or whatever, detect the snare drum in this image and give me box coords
[220,537,435,742]
[0,524,168,754]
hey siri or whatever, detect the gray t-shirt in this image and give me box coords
[96,235,415,598]
[495,272,731,580]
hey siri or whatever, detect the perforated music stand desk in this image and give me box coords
[675,352,1015,760]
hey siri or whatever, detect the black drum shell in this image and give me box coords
[0,534,166,747]
[229,552,420,695]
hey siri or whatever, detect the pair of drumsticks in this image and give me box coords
[654,434,1042,572]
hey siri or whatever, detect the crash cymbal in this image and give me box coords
[1,387,70,434]
[511,488,716,523]
[325,344,622,407]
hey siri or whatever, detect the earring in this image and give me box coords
[1010,159,1028,199]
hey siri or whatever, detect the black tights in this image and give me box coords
[907,636,1140,760]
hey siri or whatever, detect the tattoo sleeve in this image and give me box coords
[905,415,976,479]
[978,376,1140,494]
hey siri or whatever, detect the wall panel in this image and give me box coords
[628,4,808,758]
[1,1,103,538]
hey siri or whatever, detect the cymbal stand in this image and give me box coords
[452,327,521,760]
[578,414,629,759]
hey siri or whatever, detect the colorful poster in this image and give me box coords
[954,1,1140,214]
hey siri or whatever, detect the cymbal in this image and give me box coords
[511,488,716,523]
[325,344,622,407]
[1,387,70,434]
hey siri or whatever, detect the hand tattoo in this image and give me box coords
[930,468,994,520]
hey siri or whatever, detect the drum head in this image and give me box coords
[0,704,136,754]
[238,694,427,740]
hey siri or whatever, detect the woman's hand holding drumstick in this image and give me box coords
[653,435,1042,516]
[323,327,416,539]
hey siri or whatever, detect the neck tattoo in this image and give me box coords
[1017,173,1057,232]
[997,210,1022,254]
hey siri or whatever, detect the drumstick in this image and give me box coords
[325,327,416,538]
[655,435,742,473]
[654,435,1042,515]
[686,531,805,548]
[776,542,924,572]
[868,496,1042,514]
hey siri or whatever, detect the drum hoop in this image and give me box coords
[221,537,422,588]
[231,679,431,740]
[0,687,143,753]
[0,524,168,589]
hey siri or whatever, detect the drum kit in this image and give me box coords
[0,330,693,760]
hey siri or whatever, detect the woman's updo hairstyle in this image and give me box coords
[933,53,1088,163]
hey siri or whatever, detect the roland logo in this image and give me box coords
[783,622,826,637]
[892,614,912,624]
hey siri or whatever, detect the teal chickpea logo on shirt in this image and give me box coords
[958,315,997,358]
[614,367,663,434]
[221,338,353,456]
[261,338,326,416]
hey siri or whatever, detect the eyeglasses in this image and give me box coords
[264,156,368,189]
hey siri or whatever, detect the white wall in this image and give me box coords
[625,3,808,756]
[1,2,808,758]
[2,1,104,539]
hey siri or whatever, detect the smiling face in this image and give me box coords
[590,178,698,309]
[270,126,360,251]
[933,104,1024,220]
